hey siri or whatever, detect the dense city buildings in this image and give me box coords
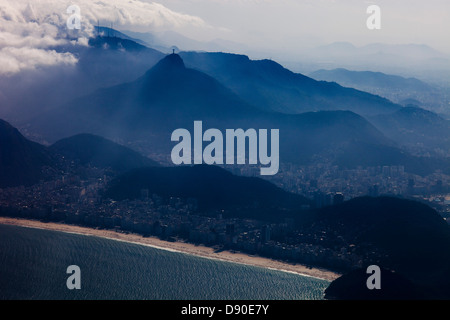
[0,158,448,274]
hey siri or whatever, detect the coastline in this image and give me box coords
[0,217,340,281]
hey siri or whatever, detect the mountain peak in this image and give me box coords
[142,53,186,81]
[154,53,185,70]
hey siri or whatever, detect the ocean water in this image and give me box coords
[0,224,329,300]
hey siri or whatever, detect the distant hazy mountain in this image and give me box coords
[370,106,450,155]
[307,68,449,113]
[314,196,450,291]
[399,98,423,107]
[180,51,400,116]
[117,29,166,52]
[94,26,149,47]
[309,68,433,93]
[0,119,53,187]
[292,42,450,83]
[316,42,446,60]
[88,35,149,52]
[104,165,310,221]
[50,134,160,172]
[32,54,405,170]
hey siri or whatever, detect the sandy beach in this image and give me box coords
[0,217,340,281]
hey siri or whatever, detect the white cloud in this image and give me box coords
[0,0,208,75]
[72,0,207,30]
[0,47,77,74]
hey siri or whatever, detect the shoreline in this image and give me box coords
[0,217,341,282]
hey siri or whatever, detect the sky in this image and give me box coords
[0,0,449,75]
[144,0,450,54]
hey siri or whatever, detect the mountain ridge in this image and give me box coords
[29,53,439,174]
[313,196,450,287]
[370,106,450,155]
[50,133,160,172]
[0,119,162,187]
[180,51,401,116]
[0,119,53,187]
[309,68,433,92]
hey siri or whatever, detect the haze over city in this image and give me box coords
[1,0,450,302]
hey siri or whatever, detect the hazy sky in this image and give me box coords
[142,0,450,54]
[0,0,449,75]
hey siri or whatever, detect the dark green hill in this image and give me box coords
[324,267,424,300]
[104,165,310,221]
[0,119,53,187]
[50,133,159,172]
[314,197,450,287]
